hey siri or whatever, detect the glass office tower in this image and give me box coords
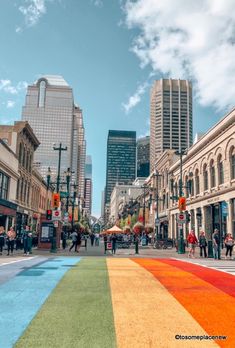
[105,130,136,204]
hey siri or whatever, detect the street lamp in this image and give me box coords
[65,167,71,213]
[53,143,67,193]
[175,150,187,254]
[71,183,78,231]
[153,170,162,240]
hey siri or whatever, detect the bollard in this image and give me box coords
[177,237,185,254]
[135,239,139,254]
[207,240,213,258]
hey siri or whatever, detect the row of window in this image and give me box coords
[0,172,9,200]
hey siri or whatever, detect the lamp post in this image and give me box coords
[176,150,187,254]
[154,170,162,240]
[53,143,67,193]
[71,183,78,231]
[65,167,71,213]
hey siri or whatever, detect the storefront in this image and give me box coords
[0,198,17,230]
[16,207,29,235]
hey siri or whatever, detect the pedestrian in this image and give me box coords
[7,226,16,256]
[212,229,220,259]
[0,226,5,255]
[224,233,234,260]
[103,234,108,254]
[111,233,117,254]
[199,230,207,258]
[187,230,198,258]
[61,229,67,250]
[95,233,99,246]
[69,230,78,252]
[76,232,82,253]
[22,225,30,255]
[90,232,95,246]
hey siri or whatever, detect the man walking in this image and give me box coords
[7,227,16,256]
[212,229,220,259]
[69,230,78,252]
[187,230,198,258]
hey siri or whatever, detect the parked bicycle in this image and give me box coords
[153,239,173,249]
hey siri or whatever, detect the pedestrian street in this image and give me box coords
[0,254,235,348]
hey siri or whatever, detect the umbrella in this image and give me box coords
[104,225,123,234]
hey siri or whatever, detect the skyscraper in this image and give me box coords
[84,155,92,216]
[150,79,192,171]
[105,130,136,205]
[137,136,150,178]
[22,75,86,197]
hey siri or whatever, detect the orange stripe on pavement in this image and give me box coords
[107,258,218,348]
[134,258,235,348]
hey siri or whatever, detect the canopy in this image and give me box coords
[104,225,123,234]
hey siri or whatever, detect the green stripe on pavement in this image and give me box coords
[15,258,117,348]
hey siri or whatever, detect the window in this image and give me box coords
[195,169,200,194]
[210,161,216,188]
[0,172,9,200]
[203,165,208,191]
[230,147,235,180]
[218,155,224,185]
[38,80,46,107]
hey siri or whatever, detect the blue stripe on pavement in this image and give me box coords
[0,257,80,348]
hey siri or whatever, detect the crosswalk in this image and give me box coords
[175,257,235,276]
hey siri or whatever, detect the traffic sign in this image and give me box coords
[177,213,186,223]
[53,221,59,227]
[52,209,61,221]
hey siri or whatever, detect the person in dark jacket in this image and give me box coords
[0,226,5,255]
[199,231,207,258]
[111,234,117,254]
[90,232,95,246]
[212,229,220,259]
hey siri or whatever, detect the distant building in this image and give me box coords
[105,130,136,205]
[21,75,86,199]
[84,156,92,215]
[150,78,193,171]
[137,136,150,178]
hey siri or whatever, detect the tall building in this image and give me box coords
[84,156,92,215]
[137,136,150,178]
[105,130,136,205]
[150,78,193,171]
[21,75,86,197]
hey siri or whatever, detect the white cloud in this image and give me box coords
[92,0,103,8]
[6,100,16,108]
[123,0,235,111]
[122,81,149,113]
[17,0,51,31]
[0,79,28,95]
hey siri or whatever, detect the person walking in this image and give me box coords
[0,226,5,255]
[224,233,234,260]
[212,229,220,259]
[7,227,16,256]
[90,232,95,246]
[199,231,207,258]
[69,230,78,252]
[95,233,99,246]
[187,230,198,258]
[103,234,108,254]
[22,225,30,255]
[111,234,117,255]
[76,232,82,253]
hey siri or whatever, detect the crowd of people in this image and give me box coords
[0,225,34,256]
[187,229,234,260]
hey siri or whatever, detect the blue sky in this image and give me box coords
[1,0,234,217]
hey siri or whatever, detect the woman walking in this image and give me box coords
[199,231,207,258]
[224,233,234,260]
[0,226,5,255]
[7,227,16,256]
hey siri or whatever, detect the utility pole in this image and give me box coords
[177,150,186,254]
[53,143,67,193]
[154,171,162,240]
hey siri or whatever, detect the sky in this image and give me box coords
[1,0,235,217]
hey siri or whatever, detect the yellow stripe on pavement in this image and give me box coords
[107,258,218,348]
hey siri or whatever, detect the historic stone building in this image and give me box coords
[150,107,235,240]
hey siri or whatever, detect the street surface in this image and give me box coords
[0,243,234,347]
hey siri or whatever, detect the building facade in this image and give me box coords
[149,108,235,241]
[84,156,92,216]
[0,121,40,234]
[105,130,136,205]
[137,136,150,178]
[0,139,19,230]
[150,79,193,171]
[21,75,86,199]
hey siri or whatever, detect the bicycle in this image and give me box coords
[153,240,173,249]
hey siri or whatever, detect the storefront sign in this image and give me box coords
[207,197,220,204]
[221,201,228,216]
